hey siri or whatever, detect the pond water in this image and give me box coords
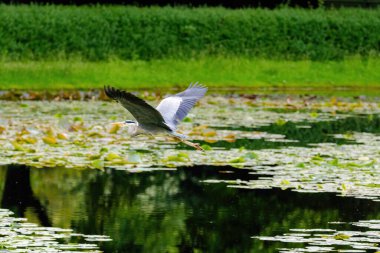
[1,164,380,253]
[0,95,380,252]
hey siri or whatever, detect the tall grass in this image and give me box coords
[1,57,379,90]
[0,5,379,61]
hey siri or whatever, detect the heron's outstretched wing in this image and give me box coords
[156,82,207,130]
[104,86,171,131]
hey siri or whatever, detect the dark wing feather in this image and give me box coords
[104,86,171,131]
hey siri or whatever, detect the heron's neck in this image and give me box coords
[127,123,139,136]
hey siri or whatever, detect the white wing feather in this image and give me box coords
[156,83,207,130]
[156,96,182,130]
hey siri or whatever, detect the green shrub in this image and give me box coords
[0,5,379,61]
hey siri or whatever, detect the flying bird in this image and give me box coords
[104,83,207,150]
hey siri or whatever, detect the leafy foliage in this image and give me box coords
[0,6,379,61]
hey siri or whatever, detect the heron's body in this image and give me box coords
[104,83,207,150]
[125,121,182,137]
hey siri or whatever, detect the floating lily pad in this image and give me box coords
[0,208,110,252]
[254,220,380,253]
[0,96,379,203]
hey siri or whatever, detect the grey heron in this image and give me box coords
[104,83,207,150]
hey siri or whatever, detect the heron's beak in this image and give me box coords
[111,122,127,128]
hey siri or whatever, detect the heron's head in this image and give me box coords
[111,120,138,136]
[111,120,137,127]
[124,120,137,125]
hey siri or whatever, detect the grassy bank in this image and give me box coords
[0,57,379,90]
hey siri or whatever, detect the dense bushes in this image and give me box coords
[0,0,321,8]
[0,5,379,61]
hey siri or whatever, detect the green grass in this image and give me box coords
[0,57,379,91]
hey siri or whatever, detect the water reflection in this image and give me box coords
[1,165,379,253]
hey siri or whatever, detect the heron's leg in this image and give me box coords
[181,139,204,151]
[171,133,204,151]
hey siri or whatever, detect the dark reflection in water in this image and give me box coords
[0,165,379,253]
[206,114,380,150]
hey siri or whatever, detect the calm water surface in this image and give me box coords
[1,164,379,253]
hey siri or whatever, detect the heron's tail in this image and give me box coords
[171,132,188,140]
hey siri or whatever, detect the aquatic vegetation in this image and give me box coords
[206,131,380,201]
[0,96,380,204]
[0,208,110,252]
[254,220,380,252]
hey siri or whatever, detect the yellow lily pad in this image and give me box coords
[57,133,68,140]
[105,153,121,161]
[42,136,57,145]
[109,124,121,134]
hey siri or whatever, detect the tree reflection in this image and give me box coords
[0,166,6,204]
[1,165,51,226]
[0,165,379,253]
